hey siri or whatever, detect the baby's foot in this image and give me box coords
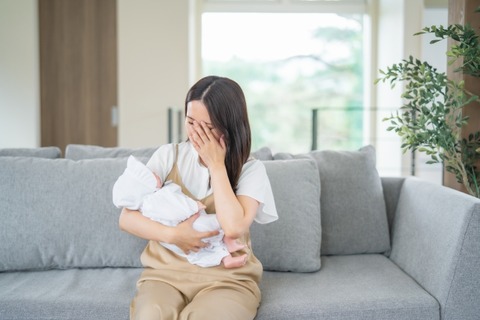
[224,237,246,253]
[223,254,248,269]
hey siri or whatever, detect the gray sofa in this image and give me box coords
[1,144,479,320]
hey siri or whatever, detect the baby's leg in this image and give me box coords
[223,236,245,253]
[222,254,248,269]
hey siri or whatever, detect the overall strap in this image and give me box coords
[165,144,216,213]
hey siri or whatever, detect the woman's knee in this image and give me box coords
[130,281,186,320]
[179,287,259,320]
[130,300,166,320]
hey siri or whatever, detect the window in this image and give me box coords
[198,0,447,186]
[201,1,367,154]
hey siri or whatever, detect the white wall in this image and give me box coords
[422,8,448,75]
[117,0,190,148]
[373,0,423,177]
[414,6,448,184]
[0,0,39,148]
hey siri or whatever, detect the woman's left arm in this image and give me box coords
[190,121,259,238]
[209,165,259,238]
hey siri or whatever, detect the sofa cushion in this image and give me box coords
[0,268,141,320]
[251,146,273,160]
[250,159,321,272]
[274,145,390,255]
[65,144,158,160]
[257,255,439,320]
[0,146,62,158]
[0,157,147,271]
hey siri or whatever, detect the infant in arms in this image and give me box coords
[113,155,247,268]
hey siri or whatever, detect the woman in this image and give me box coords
[119,76,278,320]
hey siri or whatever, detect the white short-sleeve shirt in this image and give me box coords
[146,142,278,224]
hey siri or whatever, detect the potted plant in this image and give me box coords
[375,8,480,198]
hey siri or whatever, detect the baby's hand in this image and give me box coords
[197,201,206,211]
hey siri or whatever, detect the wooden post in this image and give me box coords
[444,0,480,194]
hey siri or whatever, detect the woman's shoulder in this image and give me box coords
[177,141,193,156]
[146,143,179,177]
[149,143,174,162]
[237,158,278,224]
[240,158,267,181]
[243,157,265,170]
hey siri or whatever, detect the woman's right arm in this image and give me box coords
[119,208,219,253]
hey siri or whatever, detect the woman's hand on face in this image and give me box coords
[174,213,219,254]
[189,121,226,170]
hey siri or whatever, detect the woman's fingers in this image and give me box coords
[188,131,201,150]
[199,121,214,140]
[178,213,220,254]
[192,122,209,144]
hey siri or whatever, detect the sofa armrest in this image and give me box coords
[389,177,480,320]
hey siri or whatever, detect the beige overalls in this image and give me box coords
[130,145,263,320]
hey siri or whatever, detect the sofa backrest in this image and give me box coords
[0,146,62,159]
[0,144,391,273]
[65,144,158,161]
[0,145,282,272]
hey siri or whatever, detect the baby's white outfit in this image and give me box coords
[112,155,230,267]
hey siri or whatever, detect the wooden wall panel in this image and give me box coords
[39,0,117,152]
[445,0,480,193]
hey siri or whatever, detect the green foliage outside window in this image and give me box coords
[203,14,364,154]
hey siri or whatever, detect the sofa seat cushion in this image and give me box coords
[0,268,141,320]
[256,254,439,320]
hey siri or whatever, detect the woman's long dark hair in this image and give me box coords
[185,76,252,191]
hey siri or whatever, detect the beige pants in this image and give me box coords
[130,279,259,320]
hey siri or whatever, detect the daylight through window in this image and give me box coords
[202,11,365,153]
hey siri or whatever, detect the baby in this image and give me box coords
[112,155,247,268]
